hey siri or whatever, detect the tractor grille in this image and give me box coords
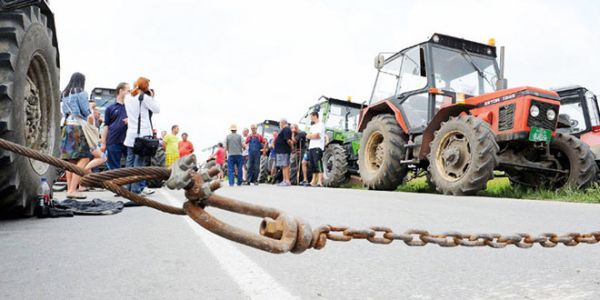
[527,100,558,130]
[498,104,515,131]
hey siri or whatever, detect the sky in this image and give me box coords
[52,0,600,151]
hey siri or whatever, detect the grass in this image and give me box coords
[346,175,600,204]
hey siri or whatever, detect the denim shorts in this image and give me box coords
[276,153,290,167]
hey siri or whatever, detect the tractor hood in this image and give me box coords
[465,86,560,107]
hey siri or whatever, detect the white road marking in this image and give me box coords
[160,190,296,300]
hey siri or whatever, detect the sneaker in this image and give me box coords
[253,182,259,186]
[277,182,291,187]
[141,188,155,196]
[302,182,310,187]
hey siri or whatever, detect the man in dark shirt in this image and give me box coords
[274,119,293,186]
[101,82,130,170]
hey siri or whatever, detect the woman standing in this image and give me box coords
[60,72,91,199]
[124,77,160,195]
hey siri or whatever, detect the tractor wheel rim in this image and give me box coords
[436,130,471,182]
[24,53,54,175]
[365,131,384,173]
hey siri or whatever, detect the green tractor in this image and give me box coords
[296,96,363,187]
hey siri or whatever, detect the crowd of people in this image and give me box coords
[59,72,195,199]
[212,111,326,188]
[59,71,324,199]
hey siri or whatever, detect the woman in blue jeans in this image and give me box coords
[123,77,160,195]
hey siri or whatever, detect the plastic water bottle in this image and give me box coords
[38,177,51,206]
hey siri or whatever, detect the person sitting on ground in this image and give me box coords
[164,125,180,167]
[178,132,195,158]
[82,101,107,176]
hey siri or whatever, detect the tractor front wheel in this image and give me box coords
[358,115,407,190]
[428,115,498,196]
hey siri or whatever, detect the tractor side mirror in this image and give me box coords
[374,54,385,70]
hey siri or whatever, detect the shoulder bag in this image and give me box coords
[133,94,159,157]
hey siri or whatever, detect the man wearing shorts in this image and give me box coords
[274,119,293,186]
[307,111,325,187]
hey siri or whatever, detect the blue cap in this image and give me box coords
[41,177,48,181]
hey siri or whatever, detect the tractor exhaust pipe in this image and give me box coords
[497,46,508,90]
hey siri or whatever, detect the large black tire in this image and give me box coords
[508,133,596,190]
[428,115,498,196]
[0,7,60,217]
[358,115,408,190]
[258,155,269,183]
[323,143,349,187]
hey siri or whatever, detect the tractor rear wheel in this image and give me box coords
[507,133,596,189]
[358,115,407,190]
[323,143,349,187]
[428,115,498,196]
[0,7,60,217]
[258,155,269,183]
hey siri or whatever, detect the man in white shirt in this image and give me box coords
[306,111,325,187]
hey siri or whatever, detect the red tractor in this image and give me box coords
[358,33,596,194]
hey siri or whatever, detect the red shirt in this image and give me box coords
[215,148,226,164]
[245,133,266,144]
[178,140,194,157]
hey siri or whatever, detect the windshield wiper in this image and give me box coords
[461,48,495,90]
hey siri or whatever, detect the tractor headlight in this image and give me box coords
[546,109,556,121]
[530,105,540,117]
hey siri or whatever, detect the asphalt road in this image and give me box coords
[2,185,600,299]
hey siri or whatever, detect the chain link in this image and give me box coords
[312,226,600,249]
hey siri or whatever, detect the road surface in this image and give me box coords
[2,185,600,299]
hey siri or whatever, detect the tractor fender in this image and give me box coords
[358,100,409,133]
[418,104,476,159]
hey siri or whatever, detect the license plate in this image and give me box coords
[529,127,552,142]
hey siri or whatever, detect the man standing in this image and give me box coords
[225,124,244,186]
[178,132,194,158]
[245,124,266,185]
[241,128,249,183]
[102,82,130,170]
[164,125,180,167]
[274,119,293,186]
[307,112,325,187]
[291,124,308,185]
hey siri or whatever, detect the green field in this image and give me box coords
[346,177,600,204]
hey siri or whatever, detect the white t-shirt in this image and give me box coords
[124,93,160,147]
[309,121,325,150]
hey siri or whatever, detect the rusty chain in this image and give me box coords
[1,137,599,254]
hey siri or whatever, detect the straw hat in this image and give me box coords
[229,124,238,131]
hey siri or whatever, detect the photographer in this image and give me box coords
[123,77,160,196]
